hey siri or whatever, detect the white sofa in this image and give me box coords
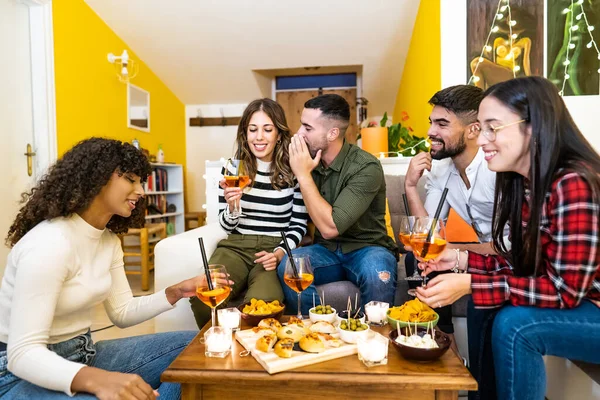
[154,222,227,332]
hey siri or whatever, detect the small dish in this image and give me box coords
[386,309,439,330]
[388,327,451,362]
[336,310,366,325]
[237,302,285,326]
[309,306,337,324]
[337,323,371,344]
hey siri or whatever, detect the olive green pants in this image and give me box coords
[189,234,284,329]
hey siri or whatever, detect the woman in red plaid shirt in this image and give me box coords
[416,76,600,400]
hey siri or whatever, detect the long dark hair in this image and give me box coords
[235,98,294,189]
[6,137,152,247]
[486,76,600,276]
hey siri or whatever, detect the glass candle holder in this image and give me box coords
[357,332,389,367]
[364,301,389,326]
[218,307,241,331]
[203,326,232,358]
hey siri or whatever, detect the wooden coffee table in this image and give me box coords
[162,318,477,400]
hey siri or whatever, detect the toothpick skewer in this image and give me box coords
[354,293,358,312]
[353,307,362,319]
[322,291,325,306]
[397,321,401,338]
[313,293,315,309]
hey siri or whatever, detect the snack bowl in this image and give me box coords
[336,310,366,325]
[337,321,371,344]
[386,309,439,330]
[237,302,285,326]
[389,327,451,362]
[309,305,337,324]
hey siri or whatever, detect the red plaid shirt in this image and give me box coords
[468,171,600,309]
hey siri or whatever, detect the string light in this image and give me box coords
[559,0,600,96]
[377,139,431,159]
[469,0,517,85]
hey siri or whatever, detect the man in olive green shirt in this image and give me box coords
[277,94,398,315]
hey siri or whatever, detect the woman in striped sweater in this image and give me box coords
[190,99,308,328]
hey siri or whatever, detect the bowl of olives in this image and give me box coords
[336,310,366,325]
[309,304,337,324]
[337,318,371,344]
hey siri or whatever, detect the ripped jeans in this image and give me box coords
[0,330,197,399]
[277,244,397,315]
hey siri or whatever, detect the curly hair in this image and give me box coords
[235,98,294,189]
[6,137,152,247]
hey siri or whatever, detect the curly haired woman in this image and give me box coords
[0,138,230,399]
[190,98,308,328]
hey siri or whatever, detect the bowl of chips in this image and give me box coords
[387,298,438,330]
[237,298,285,326]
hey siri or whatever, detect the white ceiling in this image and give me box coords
[85,0,419,115]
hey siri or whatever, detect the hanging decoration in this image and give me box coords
[559,0,600,96]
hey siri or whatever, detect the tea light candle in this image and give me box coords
[357,333,389,367]
[365,301,389,325]
[218,308,241,331]
[205,329,232,353]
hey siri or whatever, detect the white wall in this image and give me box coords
[185,104,247,212]
[440,0,599,151]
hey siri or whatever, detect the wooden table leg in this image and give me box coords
[436,390,458,400]
[181,383,200,400]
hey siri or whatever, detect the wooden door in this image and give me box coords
[276,88,357,144]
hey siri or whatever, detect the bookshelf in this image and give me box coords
[145,163,184,235]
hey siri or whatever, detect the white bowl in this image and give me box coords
[336,312,366,326]
[337,323,371,344]
[309,307,337,324]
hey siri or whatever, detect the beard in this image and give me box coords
[430,134,467,160]
[304,136,327,159]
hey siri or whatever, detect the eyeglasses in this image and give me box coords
[479,119,526,142]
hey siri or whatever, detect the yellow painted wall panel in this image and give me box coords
[393,0,441,138]
[52,0,185,165]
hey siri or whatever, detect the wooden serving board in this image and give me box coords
[235,323,358,374]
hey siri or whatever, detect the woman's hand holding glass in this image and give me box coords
[219,179,251,215]
[417,248,467,277]
[415,273,472,309]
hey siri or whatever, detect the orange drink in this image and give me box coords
[196,285,231,308]
[399,233,411,247]
[410,236,447,261]
[284,273,314,293]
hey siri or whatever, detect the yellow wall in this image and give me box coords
[52,0,185,165]
[393,0,441,137]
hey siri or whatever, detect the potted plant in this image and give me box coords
[359,112,429,157]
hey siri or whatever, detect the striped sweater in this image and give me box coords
[219,159,308,251]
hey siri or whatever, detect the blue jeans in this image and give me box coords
[491,300,600,400]
[277,244,397,315]
[0,330,197,399]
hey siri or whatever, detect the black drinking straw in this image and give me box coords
[402,193,411,216]
[420,187,449,261]
[198,238,216,306]
[280,231,303,292]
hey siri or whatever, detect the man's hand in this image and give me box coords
[289,135,321,181]
[254,248,285,271]
[405,152,432,189]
